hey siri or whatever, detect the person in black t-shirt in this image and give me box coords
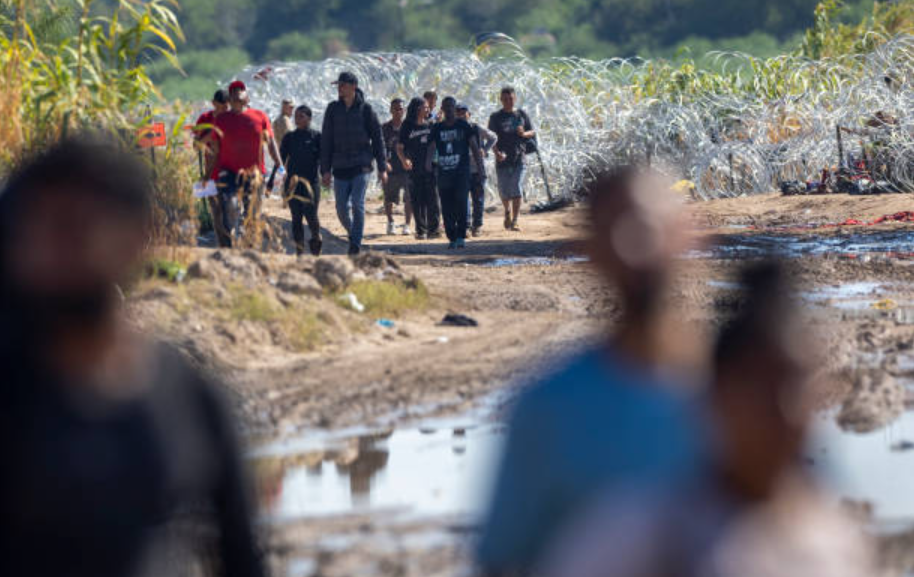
[425,96,484,249]
[280,105,323,256]
[488,86,535,232]
[397,97,441,240]
[382,98,413,236]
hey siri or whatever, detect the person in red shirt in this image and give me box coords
[204,85,280,247]
[227,80,282,191]
[194,89,230,243]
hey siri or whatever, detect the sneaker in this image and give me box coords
[402,224,412,236]
[386,221,396,235]
[455,238,466,249]
[415,232,427,240]
[428,230,442,240]
[471,226,481,237]
[348,244,361,256]
[503,213,511,229]
[309,237,323,256]
[447,241,456,249]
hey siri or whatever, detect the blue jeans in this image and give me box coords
[334,171,370,249]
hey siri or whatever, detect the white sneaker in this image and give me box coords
[386,221,396,235]
[402,224,412,236]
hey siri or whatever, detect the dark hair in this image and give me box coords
[295,104,312,118]
[442,96,456,107]
[405,97,426,124]
[501,86,516,96]
[0,135,153,245]
[390,98,404,107]
[713,260,792,369]
[212,89,229,104]
[580,165,639,210]
[423,90,437,100]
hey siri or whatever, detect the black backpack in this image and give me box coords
[518,109,537,155]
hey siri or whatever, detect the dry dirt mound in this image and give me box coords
[128,250,424,374]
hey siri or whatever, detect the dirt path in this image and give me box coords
[232,195,605,435]
[164,190,914,577]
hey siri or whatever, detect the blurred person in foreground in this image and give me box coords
[476,166,705,576]
[541,261,874,577]
[0,137,265,577]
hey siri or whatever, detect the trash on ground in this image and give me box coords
[530,197,573,213]
[339,292,365,313]
[440,313,479,327]
[376,318,396,328]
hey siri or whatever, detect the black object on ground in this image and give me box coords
[531,197,573,213]
[440,313,479,327]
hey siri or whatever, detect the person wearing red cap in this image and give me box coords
[204,85,280,247]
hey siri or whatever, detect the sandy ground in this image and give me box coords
[139,189,914,576]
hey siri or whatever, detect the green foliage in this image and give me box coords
[145,257,186,282]
[147,46,250,101]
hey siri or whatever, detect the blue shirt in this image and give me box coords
[476,347,704,573]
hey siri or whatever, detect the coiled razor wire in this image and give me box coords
[222,33,914,201]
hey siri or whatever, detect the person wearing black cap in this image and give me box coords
[194,89,230,244]
[320,71,388,256]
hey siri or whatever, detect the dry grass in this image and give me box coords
[341,279,430,318]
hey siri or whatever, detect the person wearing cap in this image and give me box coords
[228,80,283,194]
[273,98,295,149]
[320,71,388,256]
[194,89,231,243]
[204,85,279,247]
[457,103,496,236]
[424,96,484,249]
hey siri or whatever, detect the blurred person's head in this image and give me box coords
[582,166,689,319]
[0,136,152,334]
[281,98,294,116]
[456,103,470,121]
[423,90,437,112]
[441,96,457,122]
[406,97,428,125]
[500,86,517,112]
[212,89,229,115]
[335,71,358,102]
[712,261,813,501]
[229,88,247,113]
[295,104,312,130]
[390,98,405,123]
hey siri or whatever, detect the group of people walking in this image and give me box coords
[195,71,536,256]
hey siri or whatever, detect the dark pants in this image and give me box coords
[216,171,261,248]
[438,173,470,242]
[409,171,441,236]
[470,172,486,229]
[287,178,321,254]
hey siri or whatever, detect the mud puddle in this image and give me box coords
[694,229,914,259]
[810,411,914,529]
[251,394,510,521]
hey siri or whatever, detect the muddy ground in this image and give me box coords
[140,190,914,576]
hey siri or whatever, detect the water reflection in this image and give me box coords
[252,424,504,519]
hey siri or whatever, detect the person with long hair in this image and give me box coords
[397,96,441,239]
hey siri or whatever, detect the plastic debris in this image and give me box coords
[376,318,395,328]
[340,292,365,313]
